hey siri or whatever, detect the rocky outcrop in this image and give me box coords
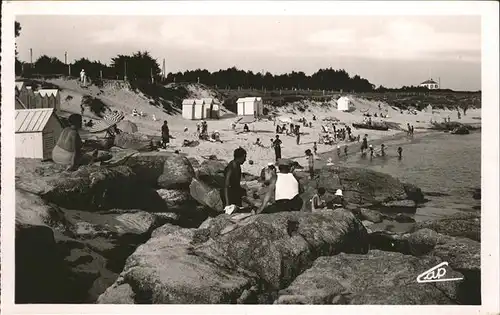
[122,151,195,190]
[98,209,369,304]
[413,212,480,241]
[189,178,224,213]
[15,189,176,303]
[275,250,462,304]
[114,132,155,151]
[16,161,166,212]
[299,166,423,211]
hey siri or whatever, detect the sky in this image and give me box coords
[15,15,481,91]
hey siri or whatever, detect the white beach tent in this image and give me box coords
[237,97,263,116]
[337,96,351,112]
[182,99,196,120]
[15,108,63,160]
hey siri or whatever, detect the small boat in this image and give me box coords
[352,122,389,131]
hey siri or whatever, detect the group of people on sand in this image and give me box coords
[222,147,346,215]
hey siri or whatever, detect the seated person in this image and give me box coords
[256,158,304,214]
[311,187,327,212]
[52,114,101,171]
[329,189,347,209]
[243,124,250,132]
[260,162,277,186]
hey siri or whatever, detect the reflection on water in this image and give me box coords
[328,131,481,221]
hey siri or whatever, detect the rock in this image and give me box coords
[403,183,425,203]
[123,151,195,190]
[367,231,412,254]
[472,188,481,200]
[97,283,136,304]
[451,126,470,135]
[156,189,194,209]
[98,210,368,304]
[275,250,462,305]
[407,228,440,256]
[197,158,227,188]
[114,132,154,151]
[358,208,384,223]
[17,163,166,212]
[377,200,417,214]
[395,213,415,223]
[189,178,224,213]
[413,212,480,241]
[15,222,73,303]
[303,166,414,208]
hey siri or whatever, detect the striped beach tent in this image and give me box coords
[88,111,125,133]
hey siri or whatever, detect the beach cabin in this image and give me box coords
[193,99,205,120]
[15,108,63,160]
[237,97,263,116]
[37,89,61,111]
[182,99,196,119]
[16,82,35,109]
[337,96,351,112]
[202,98,221,119]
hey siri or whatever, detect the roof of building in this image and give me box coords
[194,99,204,105]
[37,89,59,97]
[182,99,196,105]
[237,97,262,102]
[15,108,56,133]
[338,96,351,101]
[15,82,25,91]
[420,79,438,85]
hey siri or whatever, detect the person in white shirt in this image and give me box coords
[256,158,304,214]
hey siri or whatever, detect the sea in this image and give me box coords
[323,130,481,223]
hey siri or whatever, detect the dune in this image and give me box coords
[38,78,481,176]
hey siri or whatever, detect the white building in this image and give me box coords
[337,96,351,111]
[15,108,63,160]
[236,97,263,116]
[15,81,61,111]
[182,99,196,120]
[182,98,221,120]
[419,79,439,90]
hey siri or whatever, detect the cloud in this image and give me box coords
[306,19,480,62]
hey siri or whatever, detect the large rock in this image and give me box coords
[16,162,166,212]
[189,178,224,213]
[98,209,369,304]
[413,212,480,241]
[122,151,195,190]
[114,132,154,151]
[197,158,227,187]
[15,189,174,303]
[300,166,421,210]
[276,250,463,304]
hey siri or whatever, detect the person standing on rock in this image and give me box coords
[272,135,282,162]
[256,158,304,214]
[223,147,247,209]
[305,149,314,179]
[161,120,170,148]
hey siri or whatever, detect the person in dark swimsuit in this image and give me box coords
[273,135,282,161]
[223,147,247,207]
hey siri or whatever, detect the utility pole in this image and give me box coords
[30,48,33,64]
[124,61,127,81]
[64,51,67,64]
[162,58,166,81]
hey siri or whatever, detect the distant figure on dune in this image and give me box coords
[80,69,86,86]
[52,114,98,171]
[398,146,403,159]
